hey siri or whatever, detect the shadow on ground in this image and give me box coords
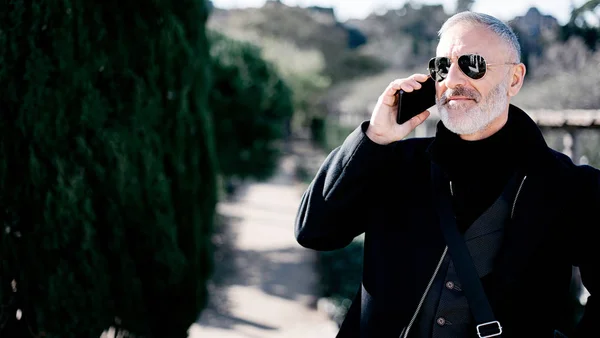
[193,140,333,334]
[197,189,321,331]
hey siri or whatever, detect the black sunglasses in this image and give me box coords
[428,54,518,82]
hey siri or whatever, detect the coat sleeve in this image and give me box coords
[572,165,599,337]
[294,121,394,251]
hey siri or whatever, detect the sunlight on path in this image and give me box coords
[190,154,339,337]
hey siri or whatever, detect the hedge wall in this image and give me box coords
[0,1,217,337]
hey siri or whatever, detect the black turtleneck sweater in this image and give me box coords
[433,114,517,233]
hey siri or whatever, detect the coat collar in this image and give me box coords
[426,104,555,176]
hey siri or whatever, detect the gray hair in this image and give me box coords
[438,11,521,63]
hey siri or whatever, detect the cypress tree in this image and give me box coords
[0,1,217,337]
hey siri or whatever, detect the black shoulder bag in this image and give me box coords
[430,162,503,338]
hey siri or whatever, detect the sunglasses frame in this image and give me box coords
[427,54,519,82]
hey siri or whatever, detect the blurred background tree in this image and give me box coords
[0,0,218,337]
[456,0,475,13]
[208,31,294,185]
[562,0,600,50]
[511,1,600,110]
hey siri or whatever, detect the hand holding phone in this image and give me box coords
[396,76,436,125]
[366,74,433,145]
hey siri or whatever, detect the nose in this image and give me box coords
[442,62,468,89]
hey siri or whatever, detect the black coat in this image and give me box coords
[295,105,597,337]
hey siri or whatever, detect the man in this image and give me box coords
[294,11,596,338]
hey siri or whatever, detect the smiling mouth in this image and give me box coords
[444,97,476,105]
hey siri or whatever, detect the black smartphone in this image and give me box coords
[396,76,436,124]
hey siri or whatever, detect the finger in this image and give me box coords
[380,93,398,107]
[383,77,415,96]
[383,80,403,97]
[409,73,430,83]
[382,74,430,99]
[399,79,423,92]
[382,83,427,108]
[395,110,431,138]
[406,110,431,130]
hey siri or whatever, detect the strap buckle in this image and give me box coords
[476,321,502,337]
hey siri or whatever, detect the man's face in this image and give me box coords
[434,23,514,136]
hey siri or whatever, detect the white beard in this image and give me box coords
[437,81,509,135]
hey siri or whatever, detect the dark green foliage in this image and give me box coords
[208,31,294,181]
[317,241,363,301]
[0,0,217,337]
[310,117,355,153]
[344,25,367,49]
[310,117,327,149]
[561,0,600,50]
[316,240,364,325]
[330,51,387,83]
[560,23,600,50]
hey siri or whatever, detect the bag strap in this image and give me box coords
[430,162,503,338]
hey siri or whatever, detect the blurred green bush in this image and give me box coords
[310,116,355,153]
[208,31,294,182]
[316,238,364,326]
[0,1,217,337]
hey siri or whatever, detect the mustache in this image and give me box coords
[439,87,481,104]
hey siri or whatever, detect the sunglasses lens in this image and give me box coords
[458,54,487,80]
[429,57,451,82]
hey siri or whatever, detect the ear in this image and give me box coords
[508,63,526,97]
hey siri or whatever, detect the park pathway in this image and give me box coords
[189,140,338,338]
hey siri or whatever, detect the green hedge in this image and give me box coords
[0,1,217,337]
[310,116,355,153]
[208,31,294,182]
[316,238,364,325]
